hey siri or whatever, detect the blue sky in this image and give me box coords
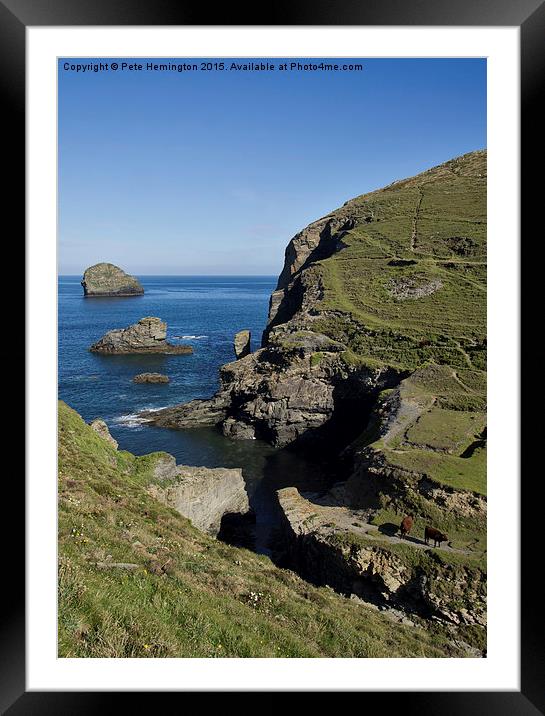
[58,58,486,275]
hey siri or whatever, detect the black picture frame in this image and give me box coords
[7,0,542,710]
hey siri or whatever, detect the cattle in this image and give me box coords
[399,515,414,538]
[425,526,448,547]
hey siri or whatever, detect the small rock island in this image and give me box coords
[90,317,193,355]
[81,263,144,297]
[133,373,170,384]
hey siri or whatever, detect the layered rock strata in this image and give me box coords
[276,487,486,627]
[146,454,250,535]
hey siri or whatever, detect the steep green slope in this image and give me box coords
[315,150,486,373]
[58,401,467,658]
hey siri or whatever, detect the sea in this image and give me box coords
[58,275,332,554]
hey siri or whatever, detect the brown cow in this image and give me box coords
[399,515,414,538]
[425,526,448,547]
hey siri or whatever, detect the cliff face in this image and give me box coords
[147,462,250,536]
[277,487,486,629]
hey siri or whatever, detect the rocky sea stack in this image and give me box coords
[81,263,144,297]
[90,317,193,355]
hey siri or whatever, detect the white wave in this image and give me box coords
[172,334,208,340]
[113,413,146,426]
[113,405,167,428]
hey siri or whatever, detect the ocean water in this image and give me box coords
[58,275,332,553]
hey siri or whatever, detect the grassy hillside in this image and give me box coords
[312,151,486,498]
[59,401,468,658]
[316,150,486,373]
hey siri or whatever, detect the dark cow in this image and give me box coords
[425,526,448,547]
[399,515,414,538]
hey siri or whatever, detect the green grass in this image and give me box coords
[310,151,486,380]
[368,507,487,558]
[58,401,466,658]
[382,444,486,495]
[310,351,324,367]
[404,408,486,453]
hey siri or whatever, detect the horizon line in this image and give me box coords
[59,272,279,278]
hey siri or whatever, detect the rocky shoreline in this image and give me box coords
[63,151,486,655]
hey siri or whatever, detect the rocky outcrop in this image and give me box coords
[265,215,355,340]
[89,418,118,449]
[90,317,193,355]
[81,263,144,297]
[142,342,399,446]
[133,373,170,384]
[387,276,443,301]
[276,488,486,628]
[147,463,250,536]
[234,330,251,359]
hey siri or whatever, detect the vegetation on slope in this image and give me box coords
[58,401,466,658]
[311,151,486,496]
[316,152,485,369]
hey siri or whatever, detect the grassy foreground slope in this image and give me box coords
[59,401,468,658]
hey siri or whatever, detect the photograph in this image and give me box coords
[57,56,488,659]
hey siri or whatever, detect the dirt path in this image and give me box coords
[351,521,469,554]
[451,368,479,395]
[410,188,424,252]
[307,496,470,555]
[454,340,474,369]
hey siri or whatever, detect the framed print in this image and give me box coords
[6,0,542,709]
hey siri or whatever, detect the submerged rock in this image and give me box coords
[81,263,144,297]
[234,329,251,359]
[140,394,229,429]
[90,317,193,355]
[133,373,170,384]
[147,465,250,536]
[89,418,118,449]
